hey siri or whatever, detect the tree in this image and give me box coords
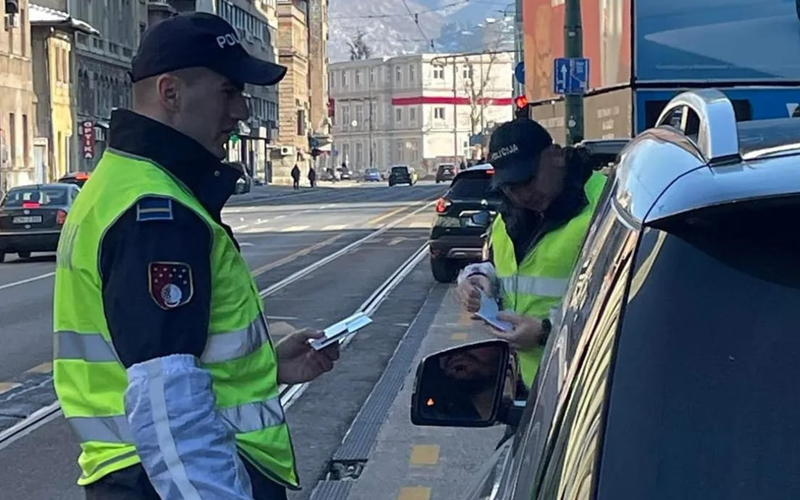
[460,51,500,141]
[348,29,373,61]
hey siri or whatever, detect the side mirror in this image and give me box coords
[469,211,491,227]
[411,340,512,427]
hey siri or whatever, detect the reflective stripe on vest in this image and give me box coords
[54,317,269,364]
[67,397,285,444]
[498,275,569,298]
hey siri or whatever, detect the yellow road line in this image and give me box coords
[251,234,343,278]
[409,444,440,466]
[0,382,20,394]
[26,362,52,374]
[450,333,468,341]
[398,487,431,500]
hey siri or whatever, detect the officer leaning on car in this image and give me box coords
[52,13,340,500]
[456,117,608,391]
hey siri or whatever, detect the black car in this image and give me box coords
[428,164,501,283]
[435,163,456,183]
[0,183,80,262]
[411,90,800,499]
[388,165,417,186]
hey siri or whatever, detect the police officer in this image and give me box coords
[52,13,339,500]
[456,118,607,389]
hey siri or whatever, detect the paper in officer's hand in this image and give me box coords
[475,291,513,332]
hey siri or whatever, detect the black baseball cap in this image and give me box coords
[488,118,554,190]
[131,12,287,86]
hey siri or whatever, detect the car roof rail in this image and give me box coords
[655,89,741,166]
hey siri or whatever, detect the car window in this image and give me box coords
[391,166,408,174]
[533,232,635,500]
[447,175,497,199]
[1,186,68,207]
[508,179,633,500]
[597,197,800,500]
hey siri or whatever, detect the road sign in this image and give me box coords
[553,57,590,95]
[514,62,525,85]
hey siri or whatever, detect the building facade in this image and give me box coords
[0,0,38,192]
[305,0,330,165]
[274,0,309,182]
[30,2,95,183]
[329,53,514,176]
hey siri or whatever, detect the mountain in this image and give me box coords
[327,0,515,62]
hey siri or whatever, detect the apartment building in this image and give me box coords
[329,53,514,176]
[0,0,38,191]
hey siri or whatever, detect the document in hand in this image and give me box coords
[475,291,513,332]
[309,312,373,350]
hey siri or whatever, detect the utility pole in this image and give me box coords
[564,0,584,145]
[452,58,458,164]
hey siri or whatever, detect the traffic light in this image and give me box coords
[514,95,529,119]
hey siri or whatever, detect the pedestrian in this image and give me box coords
[291,164,301,190]
[52,12,339,500]
[455,117,607,389]
[308,165,316,188]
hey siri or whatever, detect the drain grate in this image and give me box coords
[308,479,354,500]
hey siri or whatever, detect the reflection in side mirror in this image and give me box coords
[470,211,491,227]
[411,340,510,428]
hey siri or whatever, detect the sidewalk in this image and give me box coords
[325,286,505,500]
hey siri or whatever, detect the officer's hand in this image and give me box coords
[275,328,340,385]
[457,275,491,314]
[491,312,543,351]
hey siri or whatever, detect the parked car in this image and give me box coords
[0,183,80,262]
[388,165,418,186]
[337,167,352,180]
[435,163,457,183]
[428,164,501,283]
[57,171,91,188]
[411,89,800,499]
[363,167,382,182]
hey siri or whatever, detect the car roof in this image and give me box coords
[9,183,72,190]
[614,89,800,225]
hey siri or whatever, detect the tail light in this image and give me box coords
[22,201,40,208]
[435,198,451,213]
[56,210,67,225]
[486,169,494,175]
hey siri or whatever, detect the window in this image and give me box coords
[395,108,402,123]
[355,69,361,85]
[595,199,800,499]
[342,105,351,126]
[395,66,401,83]
[355,142,363,166]
[20,8,25,56]
[408,140,418,162]
[370,68,376,84]
[341,70,347,87]
[434,107,445,120]
[8,113,16,164]
[395,140,404,162]
[409,65,415,83]
[409,107,416,123]
[22,114,28,167]
[342,143,350,161]
[296,110,305,136]
[328,72,334,89]
[355,105,363,127]
[448,171,499,199]
[462,65,473,79]
[433,67,444,79]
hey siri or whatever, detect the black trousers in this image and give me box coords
[84,458,287,500]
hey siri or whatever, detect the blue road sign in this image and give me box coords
[514,62,525,85]
[553,57,590,95]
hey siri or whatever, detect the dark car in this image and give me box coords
[57,171,91,188]
[388,165,417,186]
[435,163,456,183]
[0,183,80,262]
[412,90,800,499]
[428,164,501,283]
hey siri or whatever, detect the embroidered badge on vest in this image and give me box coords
[148,262,193,310]
[136,197,173,222]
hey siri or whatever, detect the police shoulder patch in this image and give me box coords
[148,262,193,310]
[136,197,173,222]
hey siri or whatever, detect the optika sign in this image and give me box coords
[216,32,241,48]
[489,144,519,161]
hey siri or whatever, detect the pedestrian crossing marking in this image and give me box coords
[322,224,348,231]
[0,382,20,394]
[280,225,310,232]
[398,487,431,500]
[26,362,52,373]
[409,445,440,465]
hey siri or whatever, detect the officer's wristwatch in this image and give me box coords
[538,318,552,347]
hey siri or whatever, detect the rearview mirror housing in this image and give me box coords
[410,340,511,428]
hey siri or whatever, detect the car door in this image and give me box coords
[504,197,638,500]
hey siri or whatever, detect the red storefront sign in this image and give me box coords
[81,120,95,159]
